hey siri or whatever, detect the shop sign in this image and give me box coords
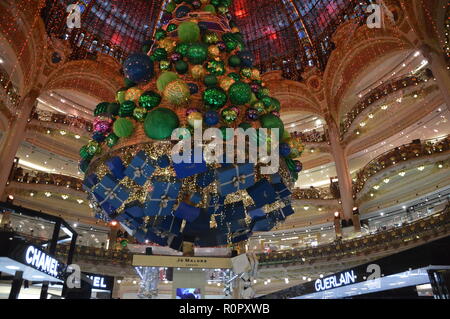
[314,270,357,292]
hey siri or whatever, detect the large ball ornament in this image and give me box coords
[221,107,238,123]
[203,87,228,110]
[204,110,220,126]
[116,88,127,104]
[256,87,270,99]
[94,102,109,116]
[133,107,147,122]
[178,21,200,43]
[167,23,178,32]
[175,43,190,57]
[107,103,120,116]
[113,118,134,138]
[237,50,254,67]
[279,143,291,157]
[105,133,119,148]
[155,29,167,41]
[175,5,191,18]
[165,2,176,13]
[228,72,240,82]
[79,145,91,160]
[204,75,218,87]
[229,81,252,105]
[206,60,225,76]
[203,4,216,13]
[208,45,220,58]
[159,60,171,71]
[119,100,136,117]
[190,65,206,80]
[163,80,191,107]
[225,41,237,52]
[294,160,303,173]
[187,111,203,128]
[87,141,100,156]
[187,43,208,65]
[94,117,113,133]
[125,87,143,102]
[139,91,161,110]
[157,71,179,92]
[203,31,219,44]
[123,53,154,83]
[92,131,106,143]
[228,55,241,68]
[187,83,199,95]
[246,108,259,121]
[259,114,285,134]
[175,60,189,74]
[219,77,235,91]
[144,108,180,140]
[261,96,273,108]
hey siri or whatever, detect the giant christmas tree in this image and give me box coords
[79,0,304,250]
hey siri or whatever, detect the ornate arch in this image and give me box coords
[323,20,414,120]
[43,55,123,102]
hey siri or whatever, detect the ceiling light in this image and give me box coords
[60,130,67,136]
[77,199,84,204]
[399,171,406,177]
[418,166,425,171]
[373,185,380,190]
[6,265,20,270]
[74,135,81,139]
[381,105,388,110]
[368,113,374,119]
[45,192,51,197]
[414,51,420,57]
[285,278,289,284]
[304,206,309,211]
[383,178,390,184]
[30,192,35,197]
[61,195,69,200]
[359,122,366,127]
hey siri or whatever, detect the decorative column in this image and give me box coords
[326,115,361,232]
[0,89,40,199]
[420,44,450,111]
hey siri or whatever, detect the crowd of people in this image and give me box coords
[12,167,83,191]
[32,110,93,132]
[293,129,328,143]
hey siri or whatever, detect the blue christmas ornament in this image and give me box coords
[280,143,291,157]
[123,53,154,83]
[92,132,106,143]
[187,83,199,95]
[204,110,220,126]
[175,5,191,18]
[237,50,254,68]
[294,160,303,173]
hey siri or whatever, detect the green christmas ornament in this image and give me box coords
[178,21,201,43]
[229,81,252,105]
[94,102,109,116]
[203,31,219,44]
[160,60,171,71]
[133,107,147,122]
[144,108,180,140]
[240,67,252,78]
[281,130,291,142]
[167,23,178,32]
[155,29,167,40]
[228,72,241,82]
[79,145,91,160]
[187,43,208,65]
[175,60,189,74]
[261,96,273,108]
[113,118,134,138]
[165,1,176,12]
[139,91,162,110]
[250,93,258,104]
[260,114,285,134]
[87,141,100,156]
[225,41,237,52]
[105,133,119,148]
[217,6,228,15]
[228,55,241,67]
[204,74,218,87]
[175,43,190,57]
[107,103,120,116]
[119,100,136,117]
[268,97,281,112]
[204,5,216,13]
[211,0,220,6]
[256,87,270,99]
[221,107,238,123]
[252,101,265,114]
[206,60,225,76]
[203,87,228,110]
[116,88,127,104]
[157,71,179,92]
[151,48,168,61]
[220,0,232,7]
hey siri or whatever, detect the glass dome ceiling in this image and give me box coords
[42,0,372,79]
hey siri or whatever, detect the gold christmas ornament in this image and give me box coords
[163,80,191,107]
[219,76,235,91]
[125,87,144,102]
[187,111,203,128]
[190,65,206,80]
[208,45,220,58]
[251,69,261,81]
[158,38,177,53]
